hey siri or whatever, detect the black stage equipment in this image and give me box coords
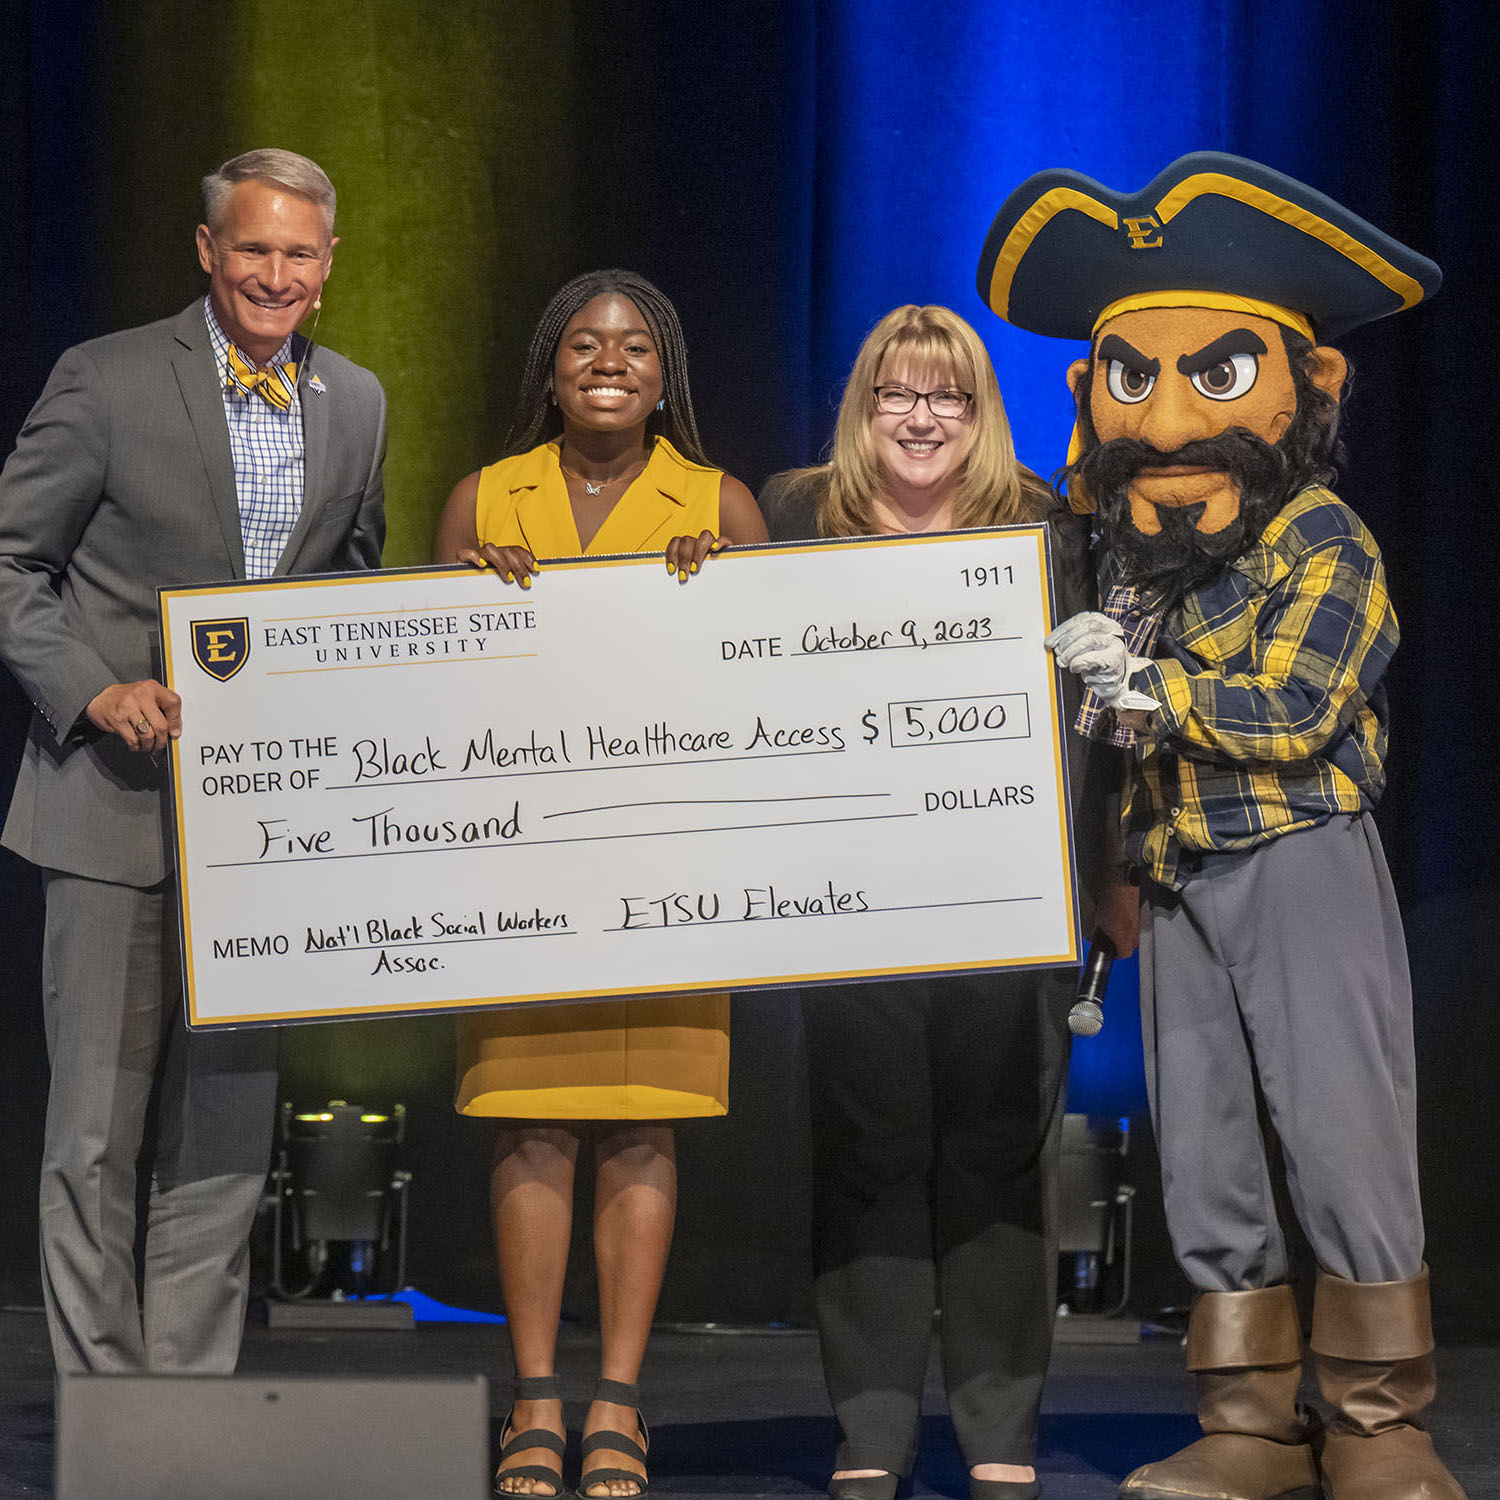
[1054,1113,1139,1342]
[265,1100,412,1328]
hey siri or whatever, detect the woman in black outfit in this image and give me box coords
[760,305,1129,1500]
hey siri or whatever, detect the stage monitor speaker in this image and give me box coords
[55,1372,489,1500]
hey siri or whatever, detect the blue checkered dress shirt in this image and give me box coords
[203,298,304,580]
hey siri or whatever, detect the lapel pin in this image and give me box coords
[308,374,328,395]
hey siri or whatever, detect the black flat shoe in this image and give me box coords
[828,1474,898,1500]
[495,1374,565,1497]
[969,1477,1039,1500]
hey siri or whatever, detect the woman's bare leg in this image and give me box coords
[493,1123,580,1496]
[580,1123,677,1498]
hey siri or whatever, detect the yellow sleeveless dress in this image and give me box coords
[455,437,730,1119]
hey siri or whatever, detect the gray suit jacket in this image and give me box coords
[0,300,387,886]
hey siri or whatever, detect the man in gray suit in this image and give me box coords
[0,148,386,1374]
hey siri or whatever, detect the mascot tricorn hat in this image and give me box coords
[976,151,1441,346]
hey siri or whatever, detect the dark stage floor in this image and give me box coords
[0,1308,1491,1498]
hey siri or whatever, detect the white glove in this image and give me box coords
[1044,612,1159,712]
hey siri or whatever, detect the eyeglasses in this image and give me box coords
[873,385,974,418]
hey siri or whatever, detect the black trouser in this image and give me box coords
[802,969,1072,1475]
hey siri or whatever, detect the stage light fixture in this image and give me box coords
[268,1099,411,1317]
[1056,1113,1136,1327]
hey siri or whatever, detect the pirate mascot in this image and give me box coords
[977,154,1462,1500]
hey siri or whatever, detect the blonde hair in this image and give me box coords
[795,305,1047,537]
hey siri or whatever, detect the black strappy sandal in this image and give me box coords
[495,1374,566,1497]
[577,1377,649,1498]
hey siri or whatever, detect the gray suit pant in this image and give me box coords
[1139,811,1424,1291]
[39,871,279,1373]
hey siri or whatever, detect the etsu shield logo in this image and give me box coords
[191,618,250,681]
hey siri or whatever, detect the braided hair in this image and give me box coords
[502,269,710,463]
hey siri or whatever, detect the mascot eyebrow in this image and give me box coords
[1175,328,1267,375]
[1095,328,1269,382]
[1096,333,1159,377]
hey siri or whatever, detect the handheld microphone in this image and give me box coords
[1069,933,1116,1037]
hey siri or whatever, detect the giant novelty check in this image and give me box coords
[161,528,1081,1028]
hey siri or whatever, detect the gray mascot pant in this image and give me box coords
[1139,811,1424,1291]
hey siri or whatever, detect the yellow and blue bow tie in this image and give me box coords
[224,343,298,411]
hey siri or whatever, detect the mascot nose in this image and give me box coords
[1134,381,1219,452]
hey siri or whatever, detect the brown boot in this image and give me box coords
[1120,1284,1319,1500]
[1310,1265,1466,1500]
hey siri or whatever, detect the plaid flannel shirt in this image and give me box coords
[1074,583,1164,747]
[1124,486,1397,890]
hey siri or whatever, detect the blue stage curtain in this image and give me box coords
[1,0,1495,1326]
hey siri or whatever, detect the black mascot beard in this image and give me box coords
[1076,427,1292,605]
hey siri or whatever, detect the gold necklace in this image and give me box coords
[559,456,646,497]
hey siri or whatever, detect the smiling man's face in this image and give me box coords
[196,178,335,365]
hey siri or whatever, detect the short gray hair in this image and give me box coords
[202,149,337,236]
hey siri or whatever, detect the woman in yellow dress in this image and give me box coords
[434,268,766,1498]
